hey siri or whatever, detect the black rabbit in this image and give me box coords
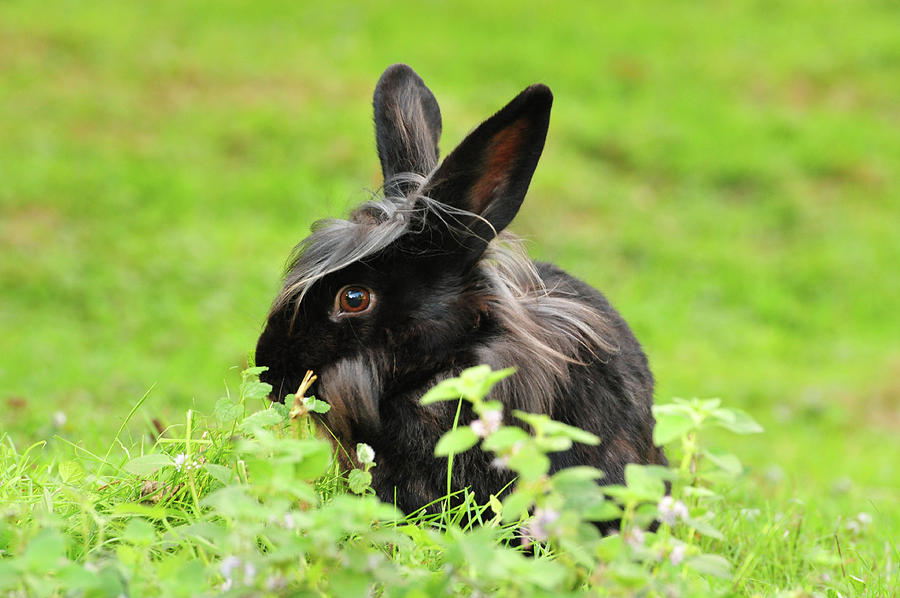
[255,64,666,515]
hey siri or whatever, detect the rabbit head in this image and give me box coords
[257,65,554,429]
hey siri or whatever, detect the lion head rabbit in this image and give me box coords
[255,64,666,515]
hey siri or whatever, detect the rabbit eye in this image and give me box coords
[336,285,373,314]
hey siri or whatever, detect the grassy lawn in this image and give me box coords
[1,0,898,594]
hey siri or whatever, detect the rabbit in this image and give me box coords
[255,64,667,516]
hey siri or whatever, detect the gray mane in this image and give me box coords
[272,173,616,375]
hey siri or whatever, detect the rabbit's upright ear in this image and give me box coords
[373,64,443,196]
[422,84,552,260]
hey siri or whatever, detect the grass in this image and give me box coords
[1,0,898,595]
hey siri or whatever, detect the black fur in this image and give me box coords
[255,64,666,517]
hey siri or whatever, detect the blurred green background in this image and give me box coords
[1,0,897,520]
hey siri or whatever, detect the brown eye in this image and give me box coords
[337,286,372,314]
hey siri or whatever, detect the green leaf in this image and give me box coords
[481,426,530,452]
[203,463,234,485]
[550,466,605,484]
[624,464,666,500]
[711,407,764,434]
[214,397,242,422]
[123,454,174,476]
[508,445,550,481]
[541,419,601,445]
[652,409,695,445]
[348,469,373,494]
[489,494,503,517]
[291,444,333,480]
[684,516,725,540]
[310,398,331,414]
[20,529,67,572]
[242,366,269,377]
[686,554,733,579]
[419,379,464,404]
[535,435,573,452]
[608,561,650,587]
[57,459,85,483]
[501,490,535,521]
[595,533,625,561]
[704,449,743,476]
[434,426,479,456]
[238,408,283,431]
[583,500,623,522]
[121,518,156,545]
[270,401,290,420]
[241,380,273,401]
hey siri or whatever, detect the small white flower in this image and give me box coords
[470,410,503,438]
[366,554,381,570]
[221,578,233,591]
[740,508,761,520]
[490,455,510,470]
[283,513,295,530]
[356,443,375,465]
[846,520,861,534]
[856,512,872,527]
[481,410,503,434]
[657,496,689,525]
[52,411,67,427]
[265,575,286,591]
[624,527,645,548]
[173,453,188,472]
[243,562,256,584]
[528,507,560,541]
[220,555,241,578]
[669,543,686,566]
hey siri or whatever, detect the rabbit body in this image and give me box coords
[255,64,666,515]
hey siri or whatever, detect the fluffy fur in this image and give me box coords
[255,64,666,516]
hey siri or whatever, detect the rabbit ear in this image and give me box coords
[422,83,552,258]
[373,64,443,196]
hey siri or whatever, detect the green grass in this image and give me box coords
[1,0,898,594]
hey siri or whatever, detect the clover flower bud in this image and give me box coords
[356,443,375,465]
[669,543,686,566]
[624,527,645,548]
[657,496,689,525]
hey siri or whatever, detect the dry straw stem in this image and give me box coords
[289,370,318,420]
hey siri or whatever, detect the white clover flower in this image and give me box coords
[173,453,188,472]
[283,513,296,530]
[52,411,67,427]
[528,507,560,542]
[624,527,645,548]
[669,543,686,566]
[356,443,375,465]
[470,410,503,438]
[481,410,502,434]
[219,555,241,592]
[220,555,241,578]
[658,496,689,525]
